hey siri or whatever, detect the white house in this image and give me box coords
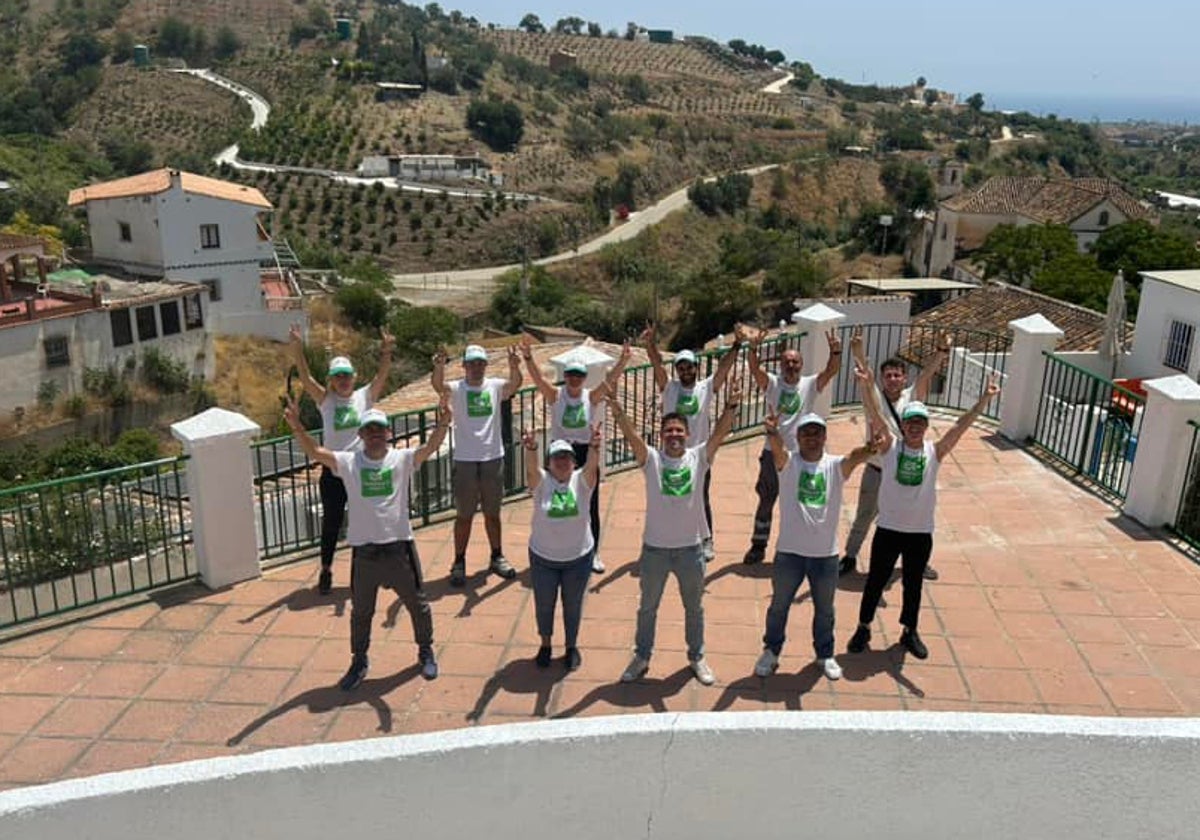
[1127,269,1200,382]
[67,169,303,341]
[914,176,1153,277]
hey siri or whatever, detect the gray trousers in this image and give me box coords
[350,541,434,656]
[843,464,882,559]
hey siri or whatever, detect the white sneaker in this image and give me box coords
[592,555,605,573]
[754,649,779,677]
[690,657,716,685]
[822,657,843,681]
[702,537,715,562]
[621,655,649,683]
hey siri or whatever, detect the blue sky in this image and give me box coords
[454,1,1200,118]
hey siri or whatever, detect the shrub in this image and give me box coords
[142,348,190,394]
[334,283,389,329]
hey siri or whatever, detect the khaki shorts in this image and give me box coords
[453,457,504,517]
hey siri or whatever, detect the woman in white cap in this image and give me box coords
[288,323,393,594]
[520,336,630,573]
[520,426,601,671]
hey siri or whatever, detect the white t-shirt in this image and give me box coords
[551,386,602,444]
[776,453,845,557]
[877,439,939,534]
[333,448,415,546]
[763,373,820,452]
[866,384,915,469]
[529,469,595,562]
[450,378,506,462]
[662,377,715,444]
[642,446,710,549]
[320,386,372,452]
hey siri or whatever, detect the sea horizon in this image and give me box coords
[986,92,1200,125]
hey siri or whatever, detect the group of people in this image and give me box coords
[284,323,998,692]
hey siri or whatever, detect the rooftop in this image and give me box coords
[942,176,1151,224]
[1142,269,1200,295]
[847,278,979,294]
[0,417,1197,791]
[67,169,272,211]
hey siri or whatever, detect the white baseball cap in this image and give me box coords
[547,439,576,458]
[901,402,930,421]
[463,345,488,362]
[564,359,588,375]
[673,349,697,366]
[797,413,826,429]
[328,356,355,376]
[358,408,389,429]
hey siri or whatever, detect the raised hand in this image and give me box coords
[380,326,394,353]
[431,348,448,368]
[639,322,656,346]
[436,390,452,426]
[520,427,538,450]
[868,425,887,453]
[726,379,743,406]
[984,374,1001,400]
[589,422,604,448]
[618,338,632,366]
[853,360,872,384]
[519,333,534,360]
[763,407,779,437]
[849,326,864,359]
[939,331,953,354]
[288,322,304,347]
[283,395,302,430]
[507,344,521,364]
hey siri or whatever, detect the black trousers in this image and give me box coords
[857,527,933,631]
[350,541,434,656]
[570,442,601,546]
[319,467,348,568]
[750,448,777,548]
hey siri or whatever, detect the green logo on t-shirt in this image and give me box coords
[675,393,699,416]
[661,465,694,497]
[562,402,587,428]
[777,389,801,416]
[360,467,394,498]
[466,389,493,418]
[797,470,827,507]
[896,450,926,487]
[548,487,579,518]
[333,405,359,431]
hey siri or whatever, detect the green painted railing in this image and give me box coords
[1171,420,1200,552]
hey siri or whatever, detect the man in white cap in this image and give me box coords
[520,335,630,573]
[737,324,842,565]
[847,365,1000,660]
[754,411,879,681]
[283,395,449,690]
[607,381,742,687]
[642,322,741,561]
[432,343,523,586]
[287,323,393,594]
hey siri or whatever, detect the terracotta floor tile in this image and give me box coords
[985,587,1048,613]
[326,707,396,741]
[177,702,272,746]
[113,631,191,662]
[35,697,131,738]
[106,700,196,741]
[51,628,133,660]
[1076,642,1152,675]
[0,630,68,658]
[1016,638,1088,672]
[935,608,1005,638]
[77,661,164,699]
[143,664,230,701]
[949,635,1025,670]
[1139,645,1200,680]
[1120,617,1195,648]
[894,664,970,701]
[1103,591,1170,618]
[1044,588,1111,616]
[145,604,222,633]
[1058,613,1131,645]
[7,659,97,695]
[214,668,296,705]
[0,737,90,784]
[177,632,257,666]
[997,610,1065,641]
[241,636,321,670]
[0,693,62,734]
[1097,675,1184,713]
[66,740,163,780]
[84,603,159,630]
[962,669,1040,704]
[434,642,504,677]
[1029,670,1112,708]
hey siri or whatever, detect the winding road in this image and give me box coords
[761,71,795,94]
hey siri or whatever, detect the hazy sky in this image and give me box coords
[455,1,1199,112]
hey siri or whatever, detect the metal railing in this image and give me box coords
[0,458,192,628]
[1171,420,1200,551]
[1031,352,1144,499]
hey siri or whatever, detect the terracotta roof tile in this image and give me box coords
[67,169,271,210]
[942,176,1150,224]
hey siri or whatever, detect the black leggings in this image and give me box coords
[858,527,933,631]
[570,442,601,546]
[319,467,348,568]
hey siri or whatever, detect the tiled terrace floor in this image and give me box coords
[2,415,1199,791]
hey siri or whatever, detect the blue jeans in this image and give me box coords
[634,543,706,661]
[529,549,593,647]
[763,552,839,659]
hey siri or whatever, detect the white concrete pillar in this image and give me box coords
[1123,375,1200,528]
[1000,314,1064,442]
[792,302,847,417]
[171,408,263,589]
[550,345,615,391]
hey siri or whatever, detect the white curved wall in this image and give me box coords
[2,712,1198,839]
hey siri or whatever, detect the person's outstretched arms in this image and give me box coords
[284,396,337,471]
[606,391,648,467]
[935,375,1000,462]
[289,322,326,404]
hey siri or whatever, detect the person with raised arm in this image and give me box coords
[520,423,603,672]
[431,343,523,587]
[738,324,841,565]
[608,380,742,686]
[642,321,741,561]
[283,392,449,690]
[521,335,631,573]
[846,364,1001,660]
[288,322,393,594]
[840,329,952,581]
[753,408,880,681]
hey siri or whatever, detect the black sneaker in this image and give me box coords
[564,647,581,672]
[318,567,333,594]
[847,625,870,654]
[339,654,368,691]
[419,646,439,680]
[743,545,765,565]
[922,566,939,581]
[838,556,856,577]
[535,645,552,668]
[900,628,929,660]
[449,558,466,588]
[489,554,517,580]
